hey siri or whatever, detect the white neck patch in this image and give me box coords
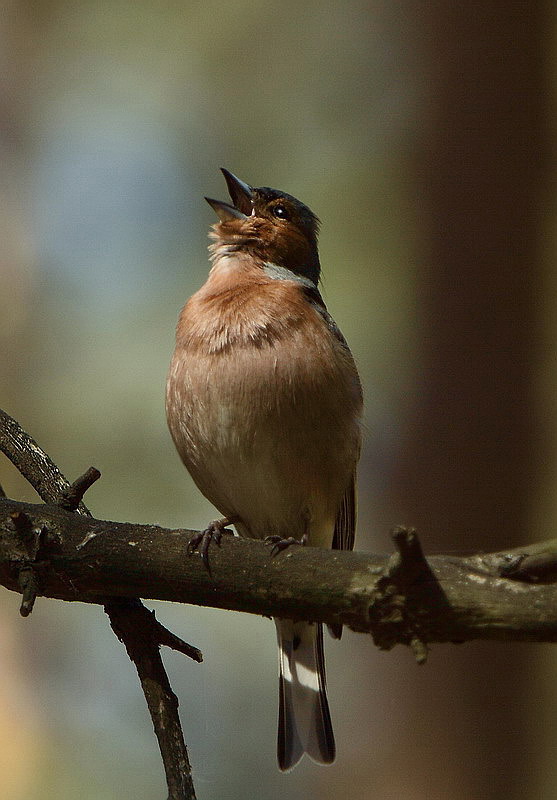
[263,262,316,290]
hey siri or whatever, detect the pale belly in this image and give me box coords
[166,342,360,545]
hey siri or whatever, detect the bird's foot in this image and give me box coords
[187,517,235,571]
[265,533,308,557]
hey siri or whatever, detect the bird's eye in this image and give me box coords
[272,204,289,220]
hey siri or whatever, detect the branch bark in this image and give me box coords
[1,496,556,654]
[0,409,198,800]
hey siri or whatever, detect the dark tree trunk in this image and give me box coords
[389,2,548,797]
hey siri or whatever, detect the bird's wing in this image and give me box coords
[302,284,361,551]
[327,474,357,640]
[331,471,357,553]
[302,286,361,640]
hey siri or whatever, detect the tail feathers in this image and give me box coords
[276,620,335,771]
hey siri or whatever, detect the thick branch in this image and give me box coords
[1,496,556,651]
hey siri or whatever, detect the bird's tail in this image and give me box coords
[275,619,335,771]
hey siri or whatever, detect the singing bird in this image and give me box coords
[166,169,362,770]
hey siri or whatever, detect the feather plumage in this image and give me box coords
[166,170,363,768]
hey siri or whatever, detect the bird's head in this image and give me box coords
[206,169,321,286]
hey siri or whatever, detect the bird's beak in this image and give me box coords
[220,168,254,215]
[205,197,248,222]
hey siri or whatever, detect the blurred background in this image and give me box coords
[0,1,555,798]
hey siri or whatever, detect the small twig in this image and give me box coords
[409,636,429,664]
[154,615,203,663]
[371,527,441,664]
[386,526,428,584]
[18,568,38,617]
[9,511,41,617]
[105,599,198,800]
[0,480,6,498]
[58,467,101,511]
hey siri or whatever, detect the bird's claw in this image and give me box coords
[265,533,308,557]
[187,519,233,571]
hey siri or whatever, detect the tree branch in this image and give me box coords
[0,496,556,652]
[0,410,198,800]
[0,408,93,515]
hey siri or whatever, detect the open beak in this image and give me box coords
[205,167,253,222]
[221,168,253,215]
[205,197,248,222]
[205,168,254,222]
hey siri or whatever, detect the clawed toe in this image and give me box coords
[188,518,234,571]
[265,533,308,556]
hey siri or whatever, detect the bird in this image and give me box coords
[165,168,362,771]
